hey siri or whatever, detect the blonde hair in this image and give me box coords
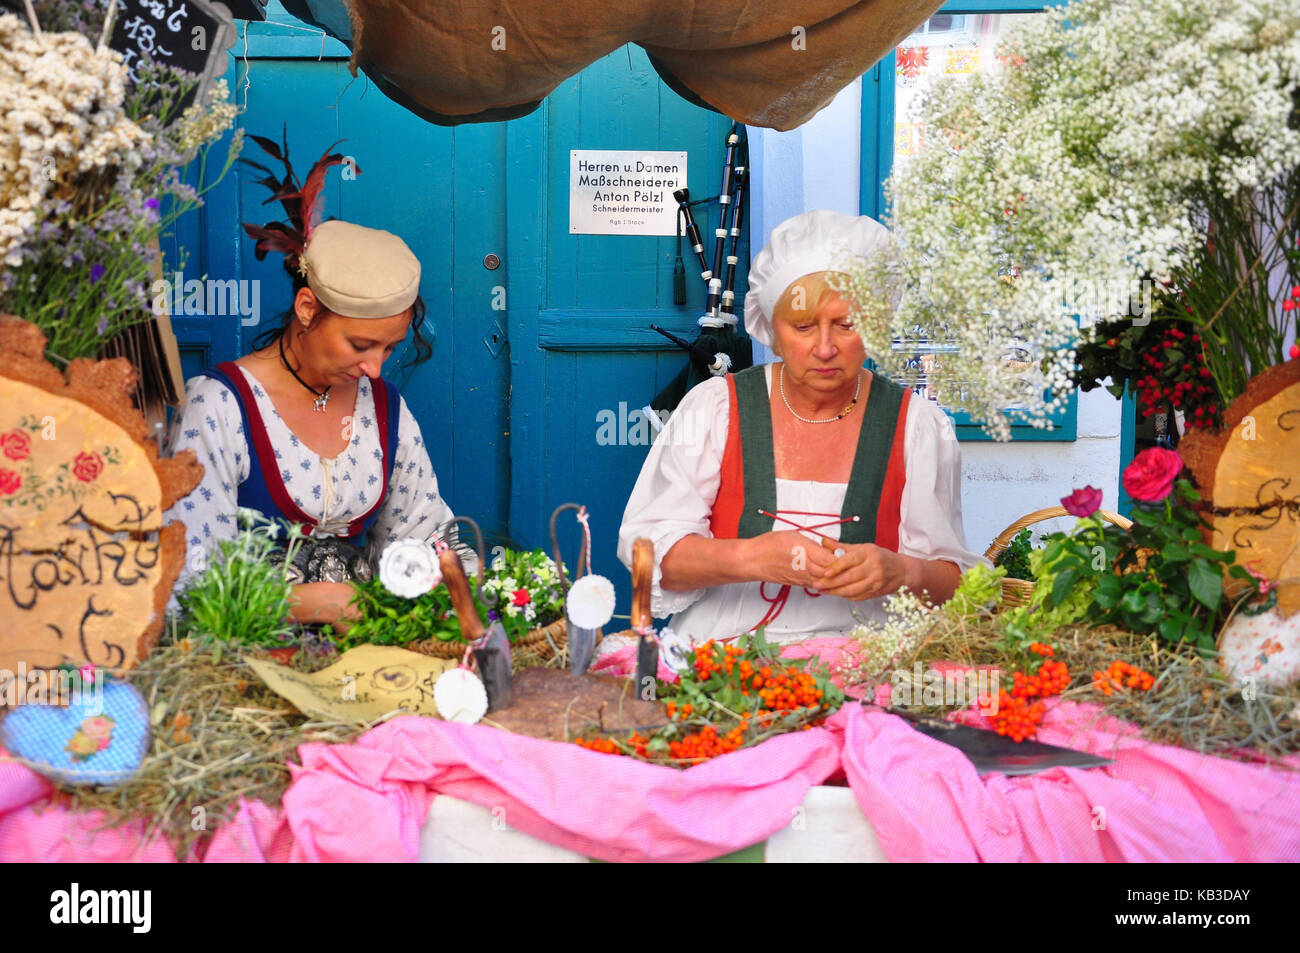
[769,272,852,358]
[772,271,843,325]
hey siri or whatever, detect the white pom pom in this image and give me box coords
[567,574,616,629]
[378,539,442,599]
[434,668,488,724]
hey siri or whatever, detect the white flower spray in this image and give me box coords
[838,0,1300,439]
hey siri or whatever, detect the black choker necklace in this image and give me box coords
[280,333,330,412]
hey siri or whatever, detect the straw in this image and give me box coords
[53,636,365,859]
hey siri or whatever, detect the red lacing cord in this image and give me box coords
[745,508,858,630]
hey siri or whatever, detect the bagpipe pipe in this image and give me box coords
[646,124,754,420]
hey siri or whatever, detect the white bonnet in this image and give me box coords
[744,209,895,347]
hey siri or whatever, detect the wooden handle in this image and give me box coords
[631,538,653,631]
[440,548,484,641]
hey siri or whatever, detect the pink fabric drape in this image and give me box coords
[2,646,1297,862]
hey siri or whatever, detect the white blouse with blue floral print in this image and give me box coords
[165,364,455,590]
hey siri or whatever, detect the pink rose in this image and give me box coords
[1060,485,1103,518]
[1122,447,1184,502]
[0,429,30,462]
[72,451,103,483]
[0,468,20,495]
[80,715,114,740]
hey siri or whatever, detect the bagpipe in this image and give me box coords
[646,123,753,418]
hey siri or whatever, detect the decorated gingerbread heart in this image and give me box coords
[0,677,150,786]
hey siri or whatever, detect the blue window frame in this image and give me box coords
[860,0,1081,442]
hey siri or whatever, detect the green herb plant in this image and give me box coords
[995,529,1035,581]
[335,579,475,650]
[178,511,303,647]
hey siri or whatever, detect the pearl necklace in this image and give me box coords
[779,364,861,424]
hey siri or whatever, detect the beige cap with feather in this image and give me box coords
[299,220,422,318]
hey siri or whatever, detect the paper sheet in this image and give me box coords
[246,645,455,723]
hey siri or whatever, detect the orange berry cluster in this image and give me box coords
[981,654,1073,742]
[1010,659,1070,698]
[691,640,826,715]
[1092,660,1154,696]
[982,690,1047,743]
[667,723,748,761]
[576,732,651,757]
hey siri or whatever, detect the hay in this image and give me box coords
[53,635,367,859]
[879,611,1300,765]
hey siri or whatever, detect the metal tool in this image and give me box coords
[892,709,1113,776]
[630,538,658,701]
[550,502,599,676]
[439,544,513,711]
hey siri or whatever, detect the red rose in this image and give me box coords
[72,451,103,483]
[1060,485,1102,518]
[0,468,20,495]
[512,589,531,607]
[0,429,30,462]
[1122,447,1184,502]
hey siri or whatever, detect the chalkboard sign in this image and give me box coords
[107,0,237,118]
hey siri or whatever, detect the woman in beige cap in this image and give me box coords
[618,210,979,657]
[166,219,456,627]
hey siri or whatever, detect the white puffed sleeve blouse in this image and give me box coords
[616,364,981,650]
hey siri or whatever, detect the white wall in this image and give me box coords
[747,86,1126,558]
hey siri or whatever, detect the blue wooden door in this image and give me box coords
[167,16,509,532]
[505,48,750,616]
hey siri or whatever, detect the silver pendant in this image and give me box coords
[313,389,330,412]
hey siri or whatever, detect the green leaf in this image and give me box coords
[1189,542,1226,561]
[1158,544,1192,563]
[1187,560,1222,611]
[1050,567,1079,608]
[1182,527,1202,543]
[1158,616,1186,642]
[1121,588,1147,616]
[1132,507,1160,527]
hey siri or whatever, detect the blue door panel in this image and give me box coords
[510,47,750,617]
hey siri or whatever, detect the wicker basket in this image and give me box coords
[409,617,569,661]
[984,506,1134,608]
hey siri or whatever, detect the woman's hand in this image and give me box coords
[658,531,835,591]
[813,542,906,601]
[814,542,962,604]
[745,530,838,588]
[288,581,361,631]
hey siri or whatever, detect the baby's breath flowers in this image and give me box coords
[839,0,1300,438]
[847,586,939,680]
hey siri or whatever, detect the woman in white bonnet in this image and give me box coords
[618,209,979,653]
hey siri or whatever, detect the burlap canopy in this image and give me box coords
[280,0,944,130]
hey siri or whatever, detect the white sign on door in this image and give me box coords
[569,150,687,236]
